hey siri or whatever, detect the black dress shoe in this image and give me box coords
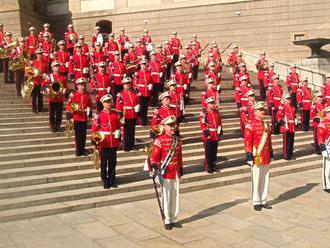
[165,224,173,230]
[103,183,110,189]
[324,189,330,193]
[171,222,182,228]
[110,183,118,188]
[261,203,272,209]
[253,205,262,211]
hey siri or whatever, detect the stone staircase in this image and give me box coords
[0,67,319,223]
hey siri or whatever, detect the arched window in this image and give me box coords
[96,20,112,34]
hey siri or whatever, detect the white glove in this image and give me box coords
[86,107,91,116]
[188,73,192,79]
[295,118,298,125]
[183,84,187,90]
[83,67,89,74]
[65,62,70,68]
[159,72,163,78]
[247,161,253,167]
[134,104,140,113]
[322,150,329,158]
[148,84,152,90]
[107,87,111,93]
[114,129,120,139]
[217,72,221,78]
[217,126,222,134]
[217,85,220,91]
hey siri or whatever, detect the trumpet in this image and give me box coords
[91,132,105,170]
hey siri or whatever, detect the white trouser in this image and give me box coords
[162,178,180,225]
[322,157,330,190]
[251,165,270,206]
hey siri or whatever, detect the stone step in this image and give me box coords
[0,135,314,189]
[0,155,320,223]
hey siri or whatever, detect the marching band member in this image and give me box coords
[189,34,201,51]
[150,115,183,230]
[168,80,184,123]
[54,40,70,77]
[205,62,220,93]
[134,38,146,59]
[66,77,92,156]
[2,31,13,83]
[110,51,126,103]
[118,27,130,57]
[38,23,54,43]
[171,61,188,103]
[277,93,296,160]
[297,78,312,131]
[169,31,182,70]
[90,42,106,74]
[68,42,90,80]
[39,32,54,67]
[200,97,223,174]
[10,37,27,96]
[76,35,90,56]
[268,74,283,135]
[255,51,269,101]
[265,63,275,113]
[189,41,200,81]
[164,40,172,80]
[123,43,138,77]
[30,48,48,113]
[317,106,330,193]
[286,64,300,111]
[141,29,152,47]
[311,91,326,154]
[0,23,4,73]
[245,101,273,211]
[228,44,239,74]
[116,77,139,151]
[133,59,152,125]
[149,51,162,105]
[240,90,256,136]
[91,61,111,113]
[156,43,167,91]
[321,75,330,106]
[64,24,78,56]
[150,91,176,138]
[42,61,67,132]
[26,26,38,59]
[92,94,121,189]
[105,33,119,63]
[201,78,220,110]
[91,26,101,48]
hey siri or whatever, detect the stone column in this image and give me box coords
[68,0,81,14]
[115,0,128,9]
[161,0,173,3]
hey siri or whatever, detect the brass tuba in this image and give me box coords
[68,33,77,43]
[64,119,74,138]
[91,132,105,170]
[21,66,40,98]
[0,41,17,59]
[9,50,30,71]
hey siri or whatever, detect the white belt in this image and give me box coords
[108,51,117,54]
[96,88,107,90]
[177,85,183,87]
[326,96,330,98]
[273,97,280,100]
[75,69,82,71]
[125,106,133,109]
[43,53,49,56]
[99,131,113,135]
[113,74,122,77]
[137,84,147,87]
[303,100,311,103]
[29,46,35,48]
[151,72,160,75]
[241,98,248,101]
[288,120,294,123]
[169,104,177,108]
[209,128,216,131]
[291,83,298,86]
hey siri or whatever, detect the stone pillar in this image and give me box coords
[161,0,173,3]
[68,0,81,14]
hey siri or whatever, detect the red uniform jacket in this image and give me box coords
[164,45,172,63]
[199,108,223,141]
[90,51,106,72]
[322,82,330,106]
[91,109,121,149]
[38,31,54,42]
[205,70,220,90]
[110,60,126,85]
[55,50,70,74]
[149,60,161,84]
[169,90,184,117]
[91,72,111,102]
[276,103,296,133]
[268,84,283,108]
[210,47,221,63]
[169,38,181,56]
[42,73,67,102]
[123,51,138,74]
[25,34,38,56]
[201,89,220,109]
[228,51,238,72]
[171,72,188,97]
[264,70,275,88]
[238,84,252,107]
[141,34,151,45]
[39,41,54,64]
[150,106,176,131]
[65,31,78,49]
[156,51,167,73]
[240,101,255,127]
[116,89,139,119]
[151,134,183,179]
[69,53,90,79]
[311,101,325,128]
[318,118,330,146]
[286,72,300,93]
[244,118,272,166]
[30,58,48,85]
[105,41,119,62]
[297,86,312,110]
[66,90,92,122]
[135,45,146,58]
[117,35,129,51]
[133,69,152,97]
[233,71,251,88]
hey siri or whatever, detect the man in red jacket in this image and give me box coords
[286,64,300,111]
[26,26,38,59]
[297,78,312,131]
[66,77,93,156]
[149,51,162,105]
[42,61,67,132]
[255,51,269,101]
[277,93,296,160]
[268,74,283,134]
[116,77,139,151]
[69,42,90,80]
[150,115,183,230]
[322,75,330,106]
[200,97,223,174]
[245,101,273,211]
[64,24,78,56]
[169,31,182,70]
[54,40,70,77]
[92,94,121,188]
[30,48,49,113]
[311,91,326,154]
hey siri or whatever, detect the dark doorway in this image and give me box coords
[96,20,112,34]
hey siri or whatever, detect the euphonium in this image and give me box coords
[9,50,30,71]
[91,132,105,170]
[21,66,39,98]
[49,81,64,98]
[151,124,164,136]
[69,102,80,113]
[64,119,74,138]
[0,41,17,59]
[68,33,77,43]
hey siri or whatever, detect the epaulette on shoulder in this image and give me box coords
[245,123,253,130]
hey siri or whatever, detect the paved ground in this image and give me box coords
[1,167,330,248]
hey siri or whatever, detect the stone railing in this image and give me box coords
[242,51,328,91]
